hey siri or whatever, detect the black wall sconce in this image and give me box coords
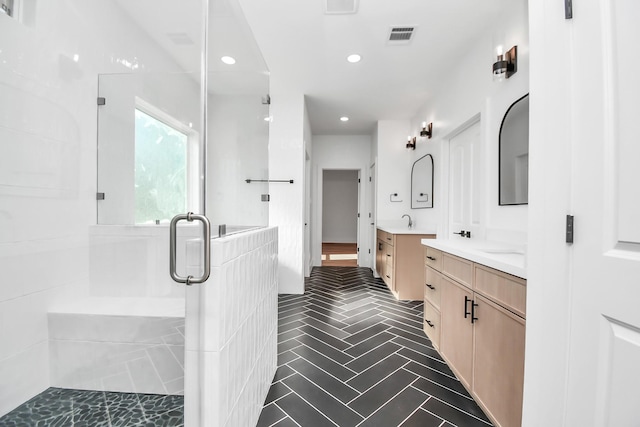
[420,122,433,139]
[493,46,517,79]
[406,136,416,150]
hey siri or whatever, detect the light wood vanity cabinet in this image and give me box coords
[423,246,526,427]
[376,229,435,300]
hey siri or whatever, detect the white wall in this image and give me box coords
[207,94,270,227]
[0,1,202,416]
[376,0,529,244]
[268,79,305,294]
[521,0,574,424]
[322,170,358,243]
[303,105,313,277]
[312,135,372,268]
[185,227,278,426]
[375,120,420,229]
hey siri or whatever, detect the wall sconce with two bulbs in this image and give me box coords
[406,122,433,150]
[493,45,517,80]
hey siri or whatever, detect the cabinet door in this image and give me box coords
[440,276,474,389]
[473,294,525,427]
[384,242,394,290]
[376,239,384,276]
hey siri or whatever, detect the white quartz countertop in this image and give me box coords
[377,225,437,235]
[421,238,527,279]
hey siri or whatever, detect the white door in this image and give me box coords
[448,121,481,238]
[370,163,377,275]
[524,1,640,425]
[565,1,640,424]
[304,147,311,276]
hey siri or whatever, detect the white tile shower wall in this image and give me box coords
[88,225,198,298]
[0,0,202,416]
[184,227,278,427]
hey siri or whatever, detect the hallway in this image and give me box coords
[258,267,492,427]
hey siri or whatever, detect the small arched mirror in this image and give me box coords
[499,94,529,205]
[411,154,434,209]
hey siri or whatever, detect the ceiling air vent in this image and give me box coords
[388,26,416,44]
[166,32,195,46]
[325,0,358,15]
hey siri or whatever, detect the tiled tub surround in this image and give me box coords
[185,226,278,427]
[0,387,184,426]
[259,267,492,427]
[48,297,185,395]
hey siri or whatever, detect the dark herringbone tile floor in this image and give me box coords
[257,266,493,427]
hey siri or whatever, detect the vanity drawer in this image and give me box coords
[384,233,395,246]
[474,265,526,318]
[425,247,443,271]
[384,265,394,289]
[442,253,473,289]
[423,301,441,349]
[424,266,442,309]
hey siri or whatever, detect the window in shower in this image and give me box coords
[134,104,196,224]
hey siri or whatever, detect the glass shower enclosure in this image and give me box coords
[77,0,269,420]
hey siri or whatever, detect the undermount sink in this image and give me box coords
[478,248,525,255]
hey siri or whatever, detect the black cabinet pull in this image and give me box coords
[426,256,436,261]
[378,243,382,251]
[386,275,391,279]
[426,284,436,290]
[471,300,479,323]
[425,320,434,328]
[386,254,391,257]
[387,237,392,241]
[464,296,472,319]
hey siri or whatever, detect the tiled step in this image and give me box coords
[48,297,185,395]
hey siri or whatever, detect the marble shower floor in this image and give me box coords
[0,388,183,426]
[257,266,493,427]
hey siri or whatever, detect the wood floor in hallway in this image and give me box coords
[322,243,358,267]
[257,266,492,427]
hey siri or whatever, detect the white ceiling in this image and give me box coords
[236,0,508,135]
[115,0,511,135]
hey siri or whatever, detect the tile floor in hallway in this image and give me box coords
[258,266,493,427]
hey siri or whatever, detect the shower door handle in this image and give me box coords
[169,212,211,285]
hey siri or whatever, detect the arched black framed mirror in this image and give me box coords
[411,154,434,209]
[499,93,529,205]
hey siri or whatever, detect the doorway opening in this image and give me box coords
[321,169,359,267]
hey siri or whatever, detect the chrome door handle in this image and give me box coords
[169,212,211,285]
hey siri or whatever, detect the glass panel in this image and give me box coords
[206,0,270,232]
[97,72,201,224]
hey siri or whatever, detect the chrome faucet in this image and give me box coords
[402,214,413,229]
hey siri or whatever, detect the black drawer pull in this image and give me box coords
[471,301,479,324]
[386,254,391,257]
[426,256,436,261]
[387,237,392,240]
[425,320,435,328]
[385,275,391,279]
[426,284,436,290]
[464,296,472,319]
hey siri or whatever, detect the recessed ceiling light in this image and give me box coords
[340,116,349,122]
[221,56,236,65]
[347,54,361,63]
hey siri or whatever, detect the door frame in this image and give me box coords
[442,114,482,239]
[315,168,363,267]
